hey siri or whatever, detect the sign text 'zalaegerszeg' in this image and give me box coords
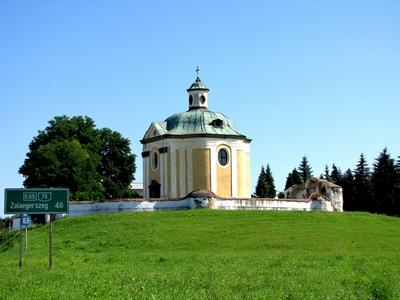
[4,188,69,214]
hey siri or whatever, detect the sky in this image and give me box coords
[1,0,400,217]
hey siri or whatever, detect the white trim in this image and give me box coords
[210,147,217,193]
[159,152,165,197]
[143,157,149,198]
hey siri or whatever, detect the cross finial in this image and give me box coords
[196,66,200,78]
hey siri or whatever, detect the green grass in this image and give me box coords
[1,210,400,299]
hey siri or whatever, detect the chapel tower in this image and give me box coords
[187,67,209,110]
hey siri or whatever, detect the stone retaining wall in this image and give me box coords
[68,196,337,217]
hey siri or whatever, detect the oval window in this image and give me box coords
[218,148,229,166]
[189,95,193,105]
[200,95,206,104]
[152,152,158,170]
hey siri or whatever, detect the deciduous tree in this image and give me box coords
[19,115,136,201]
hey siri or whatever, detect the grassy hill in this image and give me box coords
[1,210,400,299]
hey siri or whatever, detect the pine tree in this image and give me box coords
[298,156,313,182]
[353,153,371,211]
[371,148,397,214]
[264,164,276,198]
[330,164,342,184]
[255,166,267,197]
[324,165,330,181]
[285,168,303,190]
[340,169,354,211]
[395,157,400,215]
[291,168,303,185]
[285,171,294,190]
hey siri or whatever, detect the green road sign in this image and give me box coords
[4,188,69,214]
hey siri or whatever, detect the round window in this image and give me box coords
[152,152,159,170]
[189,95,193,105]
[200,95,206,104]
[218,148,229,166]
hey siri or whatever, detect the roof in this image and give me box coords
[187,77,209,91]
[141,108,250,143]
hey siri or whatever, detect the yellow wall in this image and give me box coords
[217,146,232,198]
[192,148,211,191]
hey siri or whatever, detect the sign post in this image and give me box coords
[19,218,22,270]
[21,214,31,262]
[4,188,69,269]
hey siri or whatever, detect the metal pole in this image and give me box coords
[19,216,22,270]
[25,227,28,257]
[49,214,52,269]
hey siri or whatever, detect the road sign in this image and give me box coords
[4,188,69,214]
[21,214,31,227]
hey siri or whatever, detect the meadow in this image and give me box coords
[1,210,399,299]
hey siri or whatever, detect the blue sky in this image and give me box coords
[1,1,400,216]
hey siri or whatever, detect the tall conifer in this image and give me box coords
[255,166,267,198]
[264,164,276,198]
[340,169,354,211]
[371,148,397,214]
[330,164,342,184]
[298,156,313,182]
[353,153,371,211]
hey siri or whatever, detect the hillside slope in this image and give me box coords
[1,210,400,299]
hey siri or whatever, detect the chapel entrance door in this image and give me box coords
[149,180,161,198]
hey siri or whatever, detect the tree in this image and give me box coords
[264,164,276,198]
[353,153,371,211]
[255,166,267,197]
[98,128,136,198]
[371,148,397,215]
[340,169,354,211]
[255,165,276,198]
[330,164,342,184]
[298,156,313,182]
[285,168,303,190]
[19,115,136,201]
[323,165,330,181]
[395,157,400,215]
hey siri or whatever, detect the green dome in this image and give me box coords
[164,108,244,137]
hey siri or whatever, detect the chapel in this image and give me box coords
[141,70,251,199]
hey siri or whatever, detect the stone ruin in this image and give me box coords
[284,177,343,211]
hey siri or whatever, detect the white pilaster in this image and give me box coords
[159,152,165,197]
[210,144,217,194]
[143,157,149,198]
